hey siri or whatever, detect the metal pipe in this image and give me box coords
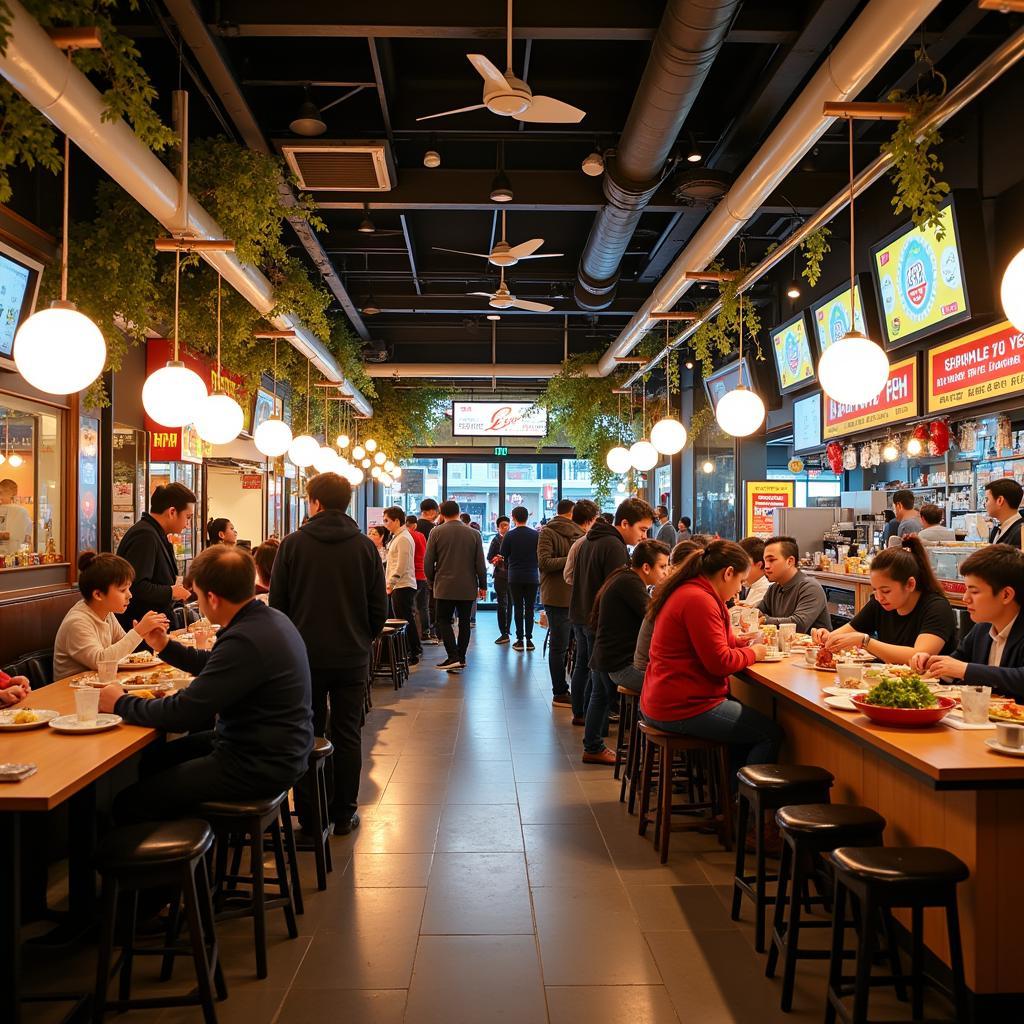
[620,22,1024,387]
[0,0,373,415]
[364,364,606,379]
[596,0,942,376]
[574,0,740,311]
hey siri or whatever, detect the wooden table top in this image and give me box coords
[740,657,1024,787]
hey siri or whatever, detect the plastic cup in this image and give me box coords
[194,625,213,651]
[959,685,992,724]
[97,655,119,685]
[74,687,100,725]
[778,623,796,654]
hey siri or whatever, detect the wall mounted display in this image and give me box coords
[451,401,548,438]
[703,358,753,412]
[0,237,43,365]
[252,387,283,433]
[823,355,918,439]
[769,311,815,393]
[792,392,823,453]
[810,276,869,355]
[870,198,970,350]
[926,320,1024,414]
[745,480,795,538]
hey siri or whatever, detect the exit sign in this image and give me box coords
[493,446,509,456]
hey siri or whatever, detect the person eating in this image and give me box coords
[812,536,956,665]
[757,536,831,633]
[53,551,169,679]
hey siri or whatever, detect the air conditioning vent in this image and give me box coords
[276,140,395,192]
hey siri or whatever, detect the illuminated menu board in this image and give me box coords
[811,278,867,355]
[871,200,970,349]
[769,312,815,394]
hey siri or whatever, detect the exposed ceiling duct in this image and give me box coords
[365,364,605,379]
[574,0,741,311]
[596,0,942,376]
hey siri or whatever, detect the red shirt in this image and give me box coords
[411,529,427,581]
[640,575,756,722]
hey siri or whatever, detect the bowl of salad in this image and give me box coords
[852,673,955,727]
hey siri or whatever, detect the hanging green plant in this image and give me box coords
[688,404,716,443]
[357,380,449,462]
[799,226,831,287]
[689,266,764,379]
[881,52,949,240]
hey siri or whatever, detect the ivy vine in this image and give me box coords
[799,226,831,287]
[690,267,764,379]
[357,380,450,463]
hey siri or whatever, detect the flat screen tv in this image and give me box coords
[870,197,971,350]
[703,358,753,413]
[792,392,822,453]
[769,311,815,394]
[0,237,43,367]
[810,275,871,356]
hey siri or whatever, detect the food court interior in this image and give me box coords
[4,2,1024,1022]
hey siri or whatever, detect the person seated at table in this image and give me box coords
[253,537,279,597]
[640,540,780,777]
[738,536,771,607]
[812,536,956,665]
[0,669,30,706]
[53,552,169,679]
[99,544,314,824]
[757,535,831,633]
[911,545,1024,699]
[590,540,670,695]
[205,516,238,547]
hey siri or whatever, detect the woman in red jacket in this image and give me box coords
[641,540,782,772]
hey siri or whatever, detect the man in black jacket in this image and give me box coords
[500,506,540,652]
[100,545,313,823]
[487,516,512,643]
[115,482,195,630]
[271,472,387,834]
[572,497,655,765]
[985,479,1024,548]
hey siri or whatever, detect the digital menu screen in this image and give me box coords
[769,312,815,394]
[0,247,38,359]
[871,199,970,349]
[451,401,548,438]
[811,278,868,355]
[703,358,753,412]
[792,392,822,452]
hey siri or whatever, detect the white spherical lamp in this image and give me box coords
[616,481,626,493]
[142,361,208,427]
[384,460,395,473]
[1001,248,1024,332]
[629,439,658,472]
[392,465,402,478]
[336,433,350,449]
[817,331,889,405]
[288,433,320,468]
[347,466,364,486]
[352,444,366,461]
[254,417,292,458]
[650,417,688,455]
[361,458,372,469]
[313,445,339,473]
[8,453,23,468]
[373,451,387,466]
[13,301,106,396]
[715,386,765,438]
[371,466,381,479]
[606,446,632,474]
[193,392,244,445]
[702,459,714,474]
[365,438,378,452]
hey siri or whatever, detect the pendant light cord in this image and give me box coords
[305,359,311,433]
[173,248,180,361]
[848,115,855,326]
[271,338,278,399]
[665,323,671,417]
[60,132,69,302]
[215,273,222,389]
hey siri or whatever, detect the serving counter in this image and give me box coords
[803,568,967,611]
[732,658,1024,1014]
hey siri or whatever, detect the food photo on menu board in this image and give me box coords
[769,312,815,393]
[811,277,868,354]
[871,198,970,349]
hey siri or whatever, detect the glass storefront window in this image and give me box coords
[767,468,842,508]
[149,461,200,571]
[696,425,736,539]
[505,462,556,524]
[447,461,502,530]
[383,457,443,515]
[654,464,672,511]
[561,458,617,513]
[0,393,63,566]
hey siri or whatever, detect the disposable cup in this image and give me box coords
[74,687,100,725]
[960,685,992,725]
[996,722,1024,749]
[97,656,119,685]
[778,623,796,653]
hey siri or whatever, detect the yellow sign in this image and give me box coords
[813,282,867,352]
[745,481,795,539]
[770,315,815,392]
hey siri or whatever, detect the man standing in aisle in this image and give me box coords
[116,482,195,629]
[418,498,441,642]
[573,497,655,765]
[655,505,677,547]
[758,535,831,633]
[270,471,387,836]
[501,506,540,652]
[487,515,512,644]
[383,506,422,666]
[424,500,487,672]
[538,499,582,707]
[407,515,429,642]
[562,500,601,723]
[985,479,1024,547]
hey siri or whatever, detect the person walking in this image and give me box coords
[423,500,487,672]
[407,515,429,641]
[383,506,422,666]
[538,498,583,707]
[270,471,387,836]
[418,499,441,642]
[501,506,540,652]
[487,515,512,644]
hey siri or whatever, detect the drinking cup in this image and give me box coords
[836,662,864,688]
[996,722,1024,749]
[74,687,100,725]
[804,646,821,666]
[959,685,992,725]
[729,607,745,630]
[778,623,796,654]
[97,655,119,685]
[194,624,214,651]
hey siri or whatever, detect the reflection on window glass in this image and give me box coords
[562,458,617,513]
[447,462,502,531]
[383,457,443,515]
[149,461,200,571]
[0,394,63,565]
[505,463,555,524]
[696,426,736,540]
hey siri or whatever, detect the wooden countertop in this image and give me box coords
[739,657,1024,788]
[803,569,872,587]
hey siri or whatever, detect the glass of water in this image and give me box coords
[97,655,119,685]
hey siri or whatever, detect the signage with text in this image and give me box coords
[811,279,868,355]
[745,481,795,539]
[451,401,548,438]
[926,320,1024,413]
[823,356,918,439]
[769,312,815,393]
[493,446,509,456]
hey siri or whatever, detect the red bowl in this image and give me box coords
[851,694,955,728]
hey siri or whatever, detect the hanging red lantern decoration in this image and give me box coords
[929,419,950,455]
[826,441,844,474]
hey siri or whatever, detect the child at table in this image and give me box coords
[911,545,1024,700]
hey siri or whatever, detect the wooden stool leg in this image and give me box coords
[118,891,139,1002]
[195,856,227,1001]
[753,798,768,952]
[780,845,806,1011]
[309,772,328,891]
[658,746,673,864]
[270,821,299,939]
[945,893,970,1023]
[717,745,734,851]
[613,703,627,781]
[638,736,654,838]
[851,892,875,1024]
[250,832,268,980]
[92,876,119,1024]
[279,805,304,916]
[159,893,182,981]
[181,862,218,1024]
[882,907,907,1003]
[730,792,750,922]
[824,880,847,1024]
[765,839,791,979]
[320,766,333,873]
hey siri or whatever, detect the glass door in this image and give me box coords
[445,460,501,604]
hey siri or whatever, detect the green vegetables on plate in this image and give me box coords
[862,674,937,710]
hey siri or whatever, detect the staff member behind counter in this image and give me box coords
[812,537,956,665]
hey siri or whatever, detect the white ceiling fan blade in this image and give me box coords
[433,247,492,259]
[515,95,586,124]
[509,297,554,313]
[467,54,509,92]
[467,291,497,299]
[506,238,545,260]
[517,252,564,260]
[416,103,487,123]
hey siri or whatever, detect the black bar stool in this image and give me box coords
[767,803,890,1013]
[385,619,410,682]
[294,737,335,891]
[730,764,834,953]
[614,685,641,802]
[93,820,225,1024]
[199,794,299,980]
[373,626,404,690]
[826,846,970,1024]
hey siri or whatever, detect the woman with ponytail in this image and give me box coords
[812,535,956,664]
[641,540,782,771]
[206,517,238,547]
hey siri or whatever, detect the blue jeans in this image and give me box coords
[570,623,592,719]
[583,627,614,754]
[642,699,783,785]
[544,605,571,697]
[609,664,644,692]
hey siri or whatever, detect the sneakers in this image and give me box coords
[526,639,536,651]
[582,747,617,766]
[438,658,462,672]
[333,812,360,836]
[495,635,511,645]
[512,640,526,652]
[552,693,572,707]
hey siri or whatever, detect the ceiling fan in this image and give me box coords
[468,267,554,313]
[434,210,563,268]
[416,0,585,125]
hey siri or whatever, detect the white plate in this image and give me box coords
[984,738,1024,758]
[823,686,869,697]
[48,713,122,734]
[824,695,858,711]
[761,654,785,663]
[118,655,162,670]
[0,708,59,730]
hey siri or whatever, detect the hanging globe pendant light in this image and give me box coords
[288,356,318,468]
[650,337,687,454]
[715,263,765,438]
[606,446,631,474]
[14,136,105,395]
[194,275,244,444]
[254,336,292,457]
[1001,248,1024,332]
[629,439,658,471]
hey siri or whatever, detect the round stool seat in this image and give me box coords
[97,819,212,871]
[616,685,641,697]
[198,793,286,819]
[311,736,334,761]
[385,618,407,626]
[776,803,885,843]
[738,764,834,790]
[380,626,396,635]
[831,845,968,886]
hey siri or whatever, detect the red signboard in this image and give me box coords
[823,355,918,439]
[926,320,1024,413]
[241,474,263,490]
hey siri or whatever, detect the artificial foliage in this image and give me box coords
[690,267,764,379]
[799,226,831,287]
[351,379,449,463]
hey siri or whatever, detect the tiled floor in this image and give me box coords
[23,612,930,1023]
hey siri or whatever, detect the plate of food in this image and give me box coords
[119,652,163,669]
[988,702,1024,723]
[852,673,955,727]
[789,634,815,649]
[48,713,122,734]
[0,708,59,730]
